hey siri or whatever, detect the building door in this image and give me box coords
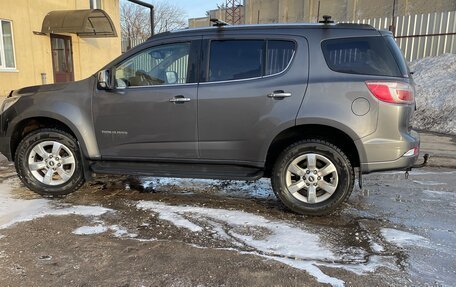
[51,34,74,83]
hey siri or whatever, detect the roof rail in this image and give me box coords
[210,18,229,27]
[319,15,334,24]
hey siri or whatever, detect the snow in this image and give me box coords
[72,223,138,238]
[142,177,276,200]
[410,53,456,135]
[0,181,113,230]
[137,200,397,286]
[381,228,428,248]
[73,225,108,235]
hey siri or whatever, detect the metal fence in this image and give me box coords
[121,38,146,53]
[346,11,456,61]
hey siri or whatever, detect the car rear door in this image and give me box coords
[197,33,309,165]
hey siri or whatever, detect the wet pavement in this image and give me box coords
[0,156,455,286]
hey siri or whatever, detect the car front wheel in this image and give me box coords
[15,128,85,197]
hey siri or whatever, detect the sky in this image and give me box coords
[178,0,223,19]
[124,0,222,20]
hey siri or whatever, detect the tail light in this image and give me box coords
[365,81,415,104]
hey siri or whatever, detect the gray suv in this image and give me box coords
[0,22,421,215]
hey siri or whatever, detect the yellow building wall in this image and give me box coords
[0,0,121,97]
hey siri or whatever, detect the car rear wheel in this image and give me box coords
[15,128,85,197]
[271,139,354,215]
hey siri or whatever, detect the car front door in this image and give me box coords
[93,39,200,160]
[197,35,309,165]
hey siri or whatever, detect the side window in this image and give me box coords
[266,40,295,75]
[115,42,190,88]
[209,40,264,82]
[321,37,402,77]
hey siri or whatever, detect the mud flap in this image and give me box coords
[78,142,93,181]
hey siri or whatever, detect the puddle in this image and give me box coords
[413,180,446,186]
[422,190,455,197]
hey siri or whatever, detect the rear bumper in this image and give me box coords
[361,153,419,173]
[360,130,420,173]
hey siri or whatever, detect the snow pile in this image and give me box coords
[410,53,456,135]
[0,181,112,230]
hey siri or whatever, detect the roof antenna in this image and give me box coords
[210,18,229,27]
[319,15,334,24]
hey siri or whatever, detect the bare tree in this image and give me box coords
[120,0,187,40]
[153,1,187,34]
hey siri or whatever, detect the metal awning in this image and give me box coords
[41,9,117,38]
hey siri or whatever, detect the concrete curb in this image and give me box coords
[421,155,456,169]
[419,132,456,169]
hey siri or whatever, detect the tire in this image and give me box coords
[271,139,354,216]
[15,128,85,197]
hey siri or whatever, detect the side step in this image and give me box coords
[90,161,264,181]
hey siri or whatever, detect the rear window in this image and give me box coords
[321,37,402,77]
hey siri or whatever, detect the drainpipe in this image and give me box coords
[127,0,155,36]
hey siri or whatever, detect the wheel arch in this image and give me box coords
[264,123,365,177]
[8,114,91,160]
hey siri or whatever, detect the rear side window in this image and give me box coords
[321,37,402,77]
[209,40,264,82]
[208,40,296,82]
[384,36,409,77]
[266,40,295,75]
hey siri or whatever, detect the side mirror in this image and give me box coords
[166,71,178,84]
[97,69,114,90]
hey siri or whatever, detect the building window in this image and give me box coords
[0,19,16,70]
[90,0,102,9]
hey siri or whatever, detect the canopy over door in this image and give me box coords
[41,9,117,38]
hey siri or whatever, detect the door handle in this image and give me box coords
[169,96,191,103]
[267,91,292,99]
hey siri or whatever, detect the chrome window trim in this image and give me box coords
[117,82,198,90]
